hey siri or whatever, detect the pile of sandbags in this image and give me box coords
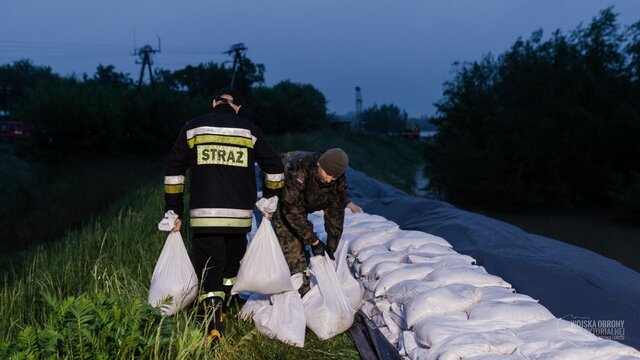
[332,210,640,360]
[238,209,363,347]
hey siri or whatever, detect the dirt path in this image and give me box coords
[489,210,640,272]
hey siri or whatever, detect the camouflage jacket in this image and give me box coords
[275,151,348,247]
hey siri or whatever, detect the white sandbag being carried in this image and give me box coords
[232,217,292,295]
[334,239,364,311]
[253,273,306,347]
[405,283,483,328]
[303,255,355,340]
[148,231,199,316]
[387,231,452,251]
[468,300,555,323]
[425,266,511,288]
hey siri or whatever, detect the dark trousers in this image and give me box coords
[191,233,247,295]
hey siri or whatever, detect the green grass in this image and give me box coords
[1,130,421,358]
[0,186,360,359]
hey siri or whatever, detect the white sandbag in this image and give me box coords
[363,221,399,233]
[334,239,364,311]
[409,256,476,272]
[468,300,555,322]
[387,302,407,330]
[388,231,452,251]
[413,312,469,347]
[231,219,293,295]
[407,253,476,266]
[480,286,538,304]
[380,309,402,346]
[360,299,380,319]
[374,264,437,297]
[349,230,398,255]
[400,330,431,360]
[303,255,355,340]
[413,313,532,348]
[368,261,410,282]
[511,318,598,343]
[342,225,376,237]
[405,283,483,328]
[356,244,391,262]
[384,279,437,304]
[148,231,198,316]
[424,329,523,360]
[239,293,271,320]
[375,298,392,314]
[359,250,407,277]
[514,338,640,360]
[344,214,389,227]
[424,267,512,288]
[465,350,526,360]
[253,273,306,347]
[412,242,457,256]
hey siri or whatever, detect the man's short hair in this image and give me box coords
[215,87,244,106]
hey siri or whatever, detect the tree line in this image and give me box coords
[0,58,334,154]
[425,8,640,217]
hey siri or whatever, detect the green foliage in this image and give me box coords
[0,59,56,103]
[426,7,640,211]
[609,172,640,217]
[159,62,230,97]
[251,81,328,134]
[361,104,408,134]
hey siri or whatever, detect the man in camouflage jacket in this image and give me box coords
[272,148,349,295]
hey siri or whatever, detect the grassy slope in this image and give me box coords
[1,131,423,359]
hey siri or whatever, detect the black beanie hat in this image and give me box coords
[319,148,349,177]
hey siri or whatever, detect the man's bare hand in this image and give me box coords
[173,218,182,232]
[346,201,363,213]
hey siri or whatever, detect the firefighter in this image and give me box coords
[162,87,284,347]
[271,148,350,295]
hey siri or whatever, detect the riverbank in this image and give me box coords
[488,209,640,272]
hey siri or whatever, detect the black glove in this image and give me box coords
[311,240,326,257]
[326,239,338,260]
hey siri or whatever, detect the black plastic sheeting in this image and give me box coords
[345,167,640,350]
[348,311,403,360]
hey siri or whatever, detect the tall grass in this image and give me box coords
[0,186,359,359]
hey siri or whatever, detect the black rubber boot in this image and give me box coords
[202,296,224,349]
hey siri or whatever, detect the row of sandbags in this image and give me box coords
[309,210,640,360]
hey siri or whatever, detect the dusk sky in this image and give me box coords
[2,1,640,118]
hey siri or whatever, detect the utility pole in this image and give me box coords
[355,86,365,131]
[133,37,161,92]
[224,43,247,89]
